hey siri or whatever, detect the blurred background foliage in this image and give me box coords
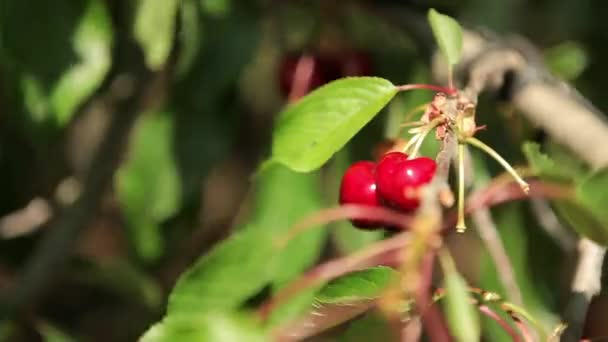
[0,0,607,341]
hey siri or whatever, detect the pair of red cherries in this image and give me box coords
[339,151,437,229]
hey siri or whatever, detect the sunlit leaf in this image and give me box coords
[134,0,180,70]
[51,0,113,124]
[316,266,398,304]
[544,41,588,81]
[116,111,181,261]
[272,77,397,172]
[5,0,112,125]
[428,9,463,66]
[168,163,326,315]
[140,312,267,342]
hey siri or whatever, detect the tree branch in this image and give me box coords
[0,70,154,318]
[562,238,606,342]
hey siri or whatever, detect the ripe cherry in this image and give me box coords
[339,161,383,228]
[278,54,327,97]
[340,51,373,77]
[375,152,437,211]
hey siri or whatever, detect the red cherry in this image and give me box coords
[340,51,373,77]
[339,161,383,229]
[375,152,437,211]
[278,54,327,97]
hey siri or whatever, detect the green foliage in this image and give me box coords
[272,77,397,172]
[134,0,180,70]
[38,323,76,342]
[167,163,326,318]
[116,112,181,262]
[523,142,608,246]
[140,312,267,342]
[522,142,580,182]
[338,313,393,342]
[440,251,480,342]
[428,9,463,67]
[3,0,112,125]
[576,169,608,226]
[316,266,397,304]
[544,41,588,81]
[175,0,203,78]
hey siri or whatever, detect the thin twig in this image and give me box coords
[0,198,52,239]
[471,208,523,305]
[258,233,410,320]
[478,305,522,342]
[463,145,523,305]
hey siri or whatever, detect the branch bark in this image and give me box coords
[562,238,606,342]
[0,71,151,318]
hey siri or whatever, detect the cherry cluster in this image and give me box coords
[339,151,437,229]
[279,51,372,97]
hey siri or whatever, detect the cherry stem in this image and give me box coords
[396,83,457,96]
[273,204,413,249]
[466,137,530,194]
[478,305,523,342]
[500,302,548,340]
[404,117,444,158]
[456,143,467,232]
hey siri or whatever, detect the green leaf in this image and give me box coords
[554,202,608,246]
[576,168,608,225]
[254,164,327,325]
[440,251,480,342]
[201,0,232,17]
[140,312,267,342]
[316,267,398,304]
[168,227,276,314]
[338,312,392,342]
[134,0,180,70]
[50,0,113,124]
[522,142,579,182]
[272,77,397,172]
[428,9,463,66]
[175,0,202,78]
[38,322,76,342]
[116,111,181,261]
[544,41,588,81]
[568,169,608,246]
[4,0,112,126]
[523,143,608,246]
[168,163,326,315]
[76,259,162,309]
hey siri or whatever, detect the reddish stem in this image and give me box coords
[443,179,573,231]
[275,204,413,248]
[512,316,535,342]
[479,305,522,342]
[259,179,572,334]
[396,84,457,96]
[415,251,451,342]
[258,234,408,320]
